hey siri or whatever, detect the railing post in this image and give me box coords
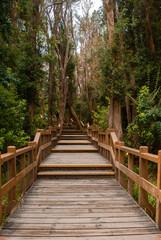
[139,146,148,209]
[49,127,53,150]
[118,142,127,189]
[98,130,101,154]
[20,153,26,195]
[128,153,134,196]
[105,130,109,160]
[28,142,35,187]
[0,152,2,224]
[32,141,37,181]
[156,151,161,229]
[47,130,51,156]
[115,141,119,179]
[7,146,17,207]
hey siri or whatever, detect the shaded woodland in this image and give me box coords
[0,0,161,153]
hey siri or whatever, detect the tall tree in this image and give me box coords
[104,0,123,139]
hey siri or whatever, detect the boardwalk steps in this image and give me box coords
[37,127,115,177]
[1,177,160,239]
[1,125,161,239]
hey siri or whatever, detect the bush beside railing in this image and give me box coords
[87,126,161,229]
[0,126,60,225]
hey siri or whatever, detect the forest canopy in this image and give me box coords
[0,0,161,153]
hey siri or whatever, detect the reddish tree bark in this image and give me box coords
[145,0,155,54]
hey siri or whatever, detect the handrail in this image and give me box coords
[0,126,60,224]
[87,126,161,229]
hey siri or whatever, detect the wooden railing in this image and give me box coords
[0,126,60,224]
[87,126,161,229]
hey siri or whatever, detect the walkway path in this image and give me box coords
[0,127,161,239]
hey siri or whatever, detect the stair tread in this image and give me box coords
[38,127,114,177]
[54,145,96,150]
[52,149,98,152]
[39,164,113,168]
[61,135,87,137]
[58,140,90,143]
[38,171,115,176]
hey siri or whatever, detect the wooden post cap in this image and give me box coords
[158,151,161,161]
[115,141,119,147]
[7,146,16,153]
[109,129,115,132]
[119,142,125,146]
[28,141,37,147]
[140,146,148,153]
[37,129,44,132]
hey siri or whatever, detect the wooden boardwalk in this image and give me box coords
[0,128,161,239]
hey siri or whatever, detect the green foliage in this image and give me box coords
[0,83,30,152]
[133,183,139,202]
[127,86,161,152]
[92,103,109,131]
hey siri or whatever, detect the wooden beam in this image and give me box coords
[118,142,127,189]
[7,146,17,208]
[0,151,2,224]
[139,146,149,212]
[156,151,161,229]
[128,154,134,196]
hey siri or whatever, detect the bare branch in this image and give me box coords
[43,2,65,12]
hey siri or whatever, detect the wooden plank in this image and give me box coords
[39,164,113,168]
[26,191,127,197]
[128,154,134,196]
[0,228,159,237]
[52,149,98,152]
[23,196,135,202]
[1,162,37,196]
[115,161,140,184]
[0,235,161,240]
[16,146,33,157]
[139,147,149,211]
[1,153,15,163]
[10,211,145,218]
[0,152,2,224]
[141,152,158,163]
[117,145,140,156]
[20,153,26,195]
[37,171,115,176]
[1,130,160,239]
[7,147,17,208]
[13,207,143,214]
[4,222,156,230]
[157,151,161,228]
[6,216,150,224]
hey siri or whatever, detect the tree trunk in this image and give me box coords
[113,98,123,140]
[105,0,115,45]
[29,100,34,121]
[58,88,66,128]
[109,96,113,129]
[58,76,69,129]
[103,0,107,23]
[125,96,131,124]
[69,106,83,131]
[85,66,93,122]
[145,0,155,54]
[80,87,83,121]
[28,0,39,123]
[130,65,137,121]
[48,61,54,126]
[109,97,123,140]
